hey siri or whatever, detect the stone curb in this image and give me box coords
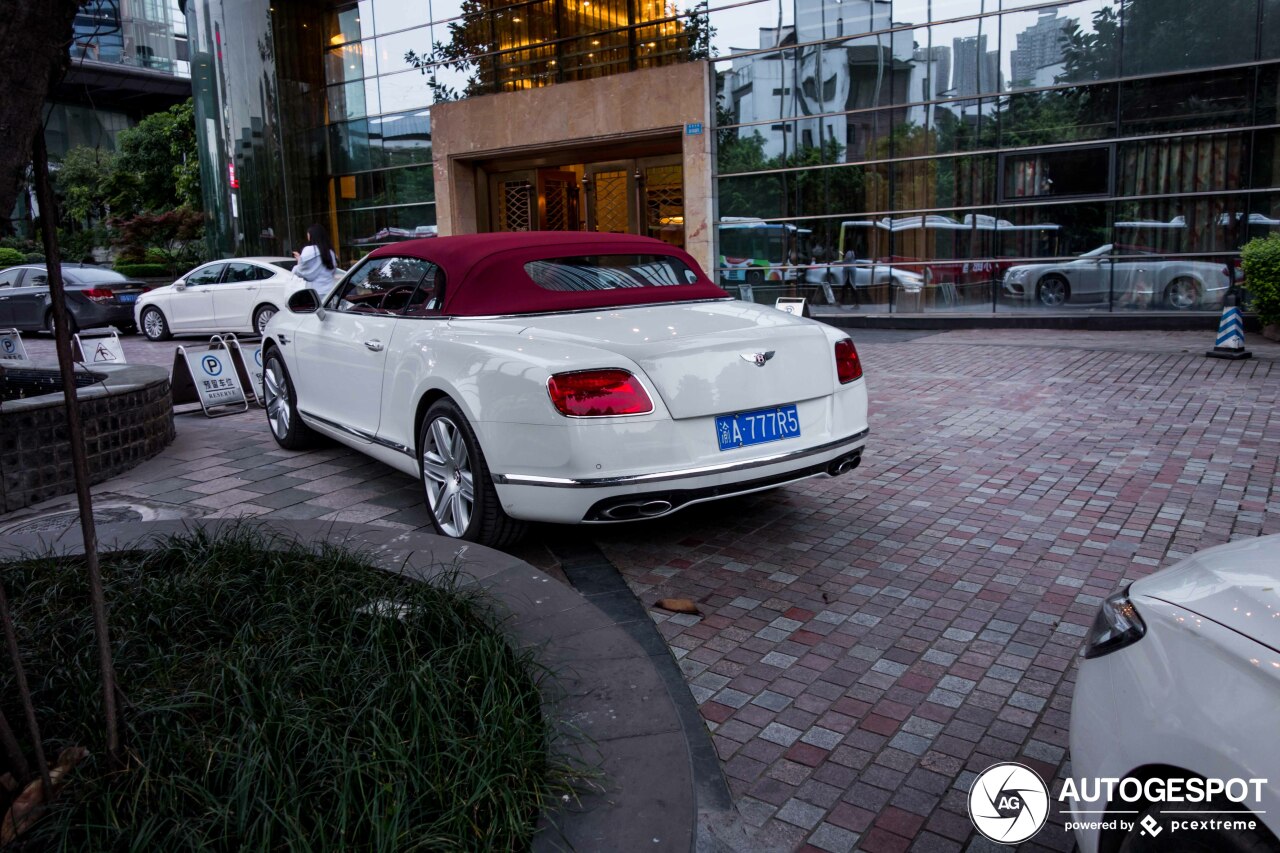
[0,518,696,852]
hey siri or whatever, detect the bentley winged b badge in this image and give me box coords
[741,350,776,367]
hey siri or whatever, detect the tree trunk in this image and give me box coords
[30,130,122,767]
[0,1,84,234]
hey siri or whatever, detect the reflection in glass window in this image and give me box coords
[1002,146,1110,200]
[1120,0,1256,76]
[376,109,432,165]
[327,3,371,45]
[525,255,699,291]
[1000,1,1119,89]
[325,42,368,86]
[377,70,433,113]
[998,84,1117,147]
[1117,134,1247,197]
[1119,69,1253,136]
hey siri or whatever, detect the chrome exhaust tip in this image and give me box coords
[600,499,675,521]
[638,500,673,517]
[827,452,863,477]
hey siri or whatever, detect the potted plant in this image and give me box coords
[1241,234,1280,341]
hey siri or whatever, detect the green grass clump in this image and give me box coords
[1,527,580,851]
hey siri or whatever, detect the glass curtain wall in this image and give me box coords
[321,0,710,261]
[193,0,710,261]
[709,0,1280,313]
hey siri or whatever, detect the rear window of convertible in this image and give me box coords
[523,254,702,292]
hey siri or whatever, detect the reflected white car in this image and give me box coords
[262,232,870,546]
[134,257,310,340]
[1070,535,1280,853]
[800,261,925,291]
[1002,245,1230,310]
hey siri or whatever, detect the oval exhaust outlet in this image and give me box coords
[639,500,673,517]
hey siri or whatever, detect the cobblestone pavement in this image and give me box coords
[9,329,1280,852]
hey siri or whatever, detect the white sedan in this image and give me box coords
[261,232,870,546]
[134,257,310,340]
[1070,535,1280,852]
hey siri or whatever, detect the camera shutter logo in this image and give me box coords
[968,762,1050,844]
[202,355,222,377]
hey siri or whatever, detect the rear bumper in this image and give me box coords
[72,301,137,330]
[492,427,868,524]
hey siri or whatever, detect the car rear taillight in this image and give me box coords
[82,288,115,304]
[547,369,653,417]
[834,338,862,383]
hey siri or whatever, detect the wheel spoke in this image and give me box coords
[452,489,470,534]
[431,419,454,464]
[422,455,450,485]
[450,428,468,467]
[435,483,457,531]
[458,469,474,503]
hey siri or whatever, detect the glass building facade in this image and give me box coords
[187,0,1280,313]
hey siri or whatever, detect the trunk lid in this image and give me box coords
[520,301,837,419]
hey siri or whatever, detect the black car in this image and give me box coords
[0,264,148,334]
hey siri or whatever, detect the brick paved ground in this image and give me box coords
[8,329,1280,851]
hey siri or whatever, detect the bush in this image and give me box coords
[0,247,24,268]
[112,262,171,278]
[24,253,45,264]
[1,527,585,850]
[1241,234,1280,327]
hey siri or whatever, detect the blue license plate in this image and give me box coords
[716,405,800,451]
[117,293,137,304]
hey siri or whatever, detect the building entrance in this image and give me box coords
[486,154,685,248]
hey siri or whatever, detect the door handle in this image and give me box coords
[364,340,384,351]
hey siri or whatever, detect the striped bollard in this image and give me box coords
[1206,289,1252,360]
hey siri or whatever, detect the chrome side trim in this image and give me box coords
[492,428,869,488]
[298,409,415,457]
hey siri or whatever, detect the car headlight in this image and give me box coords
[1005,269,1029,283]
[1080,586,1146,659]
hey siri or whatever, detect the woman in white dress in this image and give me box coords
[292,224,339,294]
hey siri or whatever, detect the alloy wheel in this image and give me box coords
[1166,278,1198,310]
[263,361,291,439]
[422,416,474,538]
[1038,277,1067,307]
[143,309,165,340]
[255,307,276,335]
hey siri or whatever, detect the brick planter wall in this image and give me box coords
[0,363,175,512]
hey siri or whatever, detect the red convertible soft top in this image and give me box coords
[365,232,727,316]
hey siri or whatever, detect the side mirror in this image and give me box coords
[174,280,186,290]
[287,288,320,314]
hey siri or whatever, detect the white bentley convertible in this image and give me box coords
[262,232,869,546]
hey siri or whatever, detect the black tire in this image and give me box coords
[44,310,78,336]
[140,306,171,341]
[262,348,317,450]
[418,398,526,548]
[1118,802,1278,853]
[1164,277,1201,311]
[1036,275,1070,308]
[746,269,764,285]
[252,304,277,337]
